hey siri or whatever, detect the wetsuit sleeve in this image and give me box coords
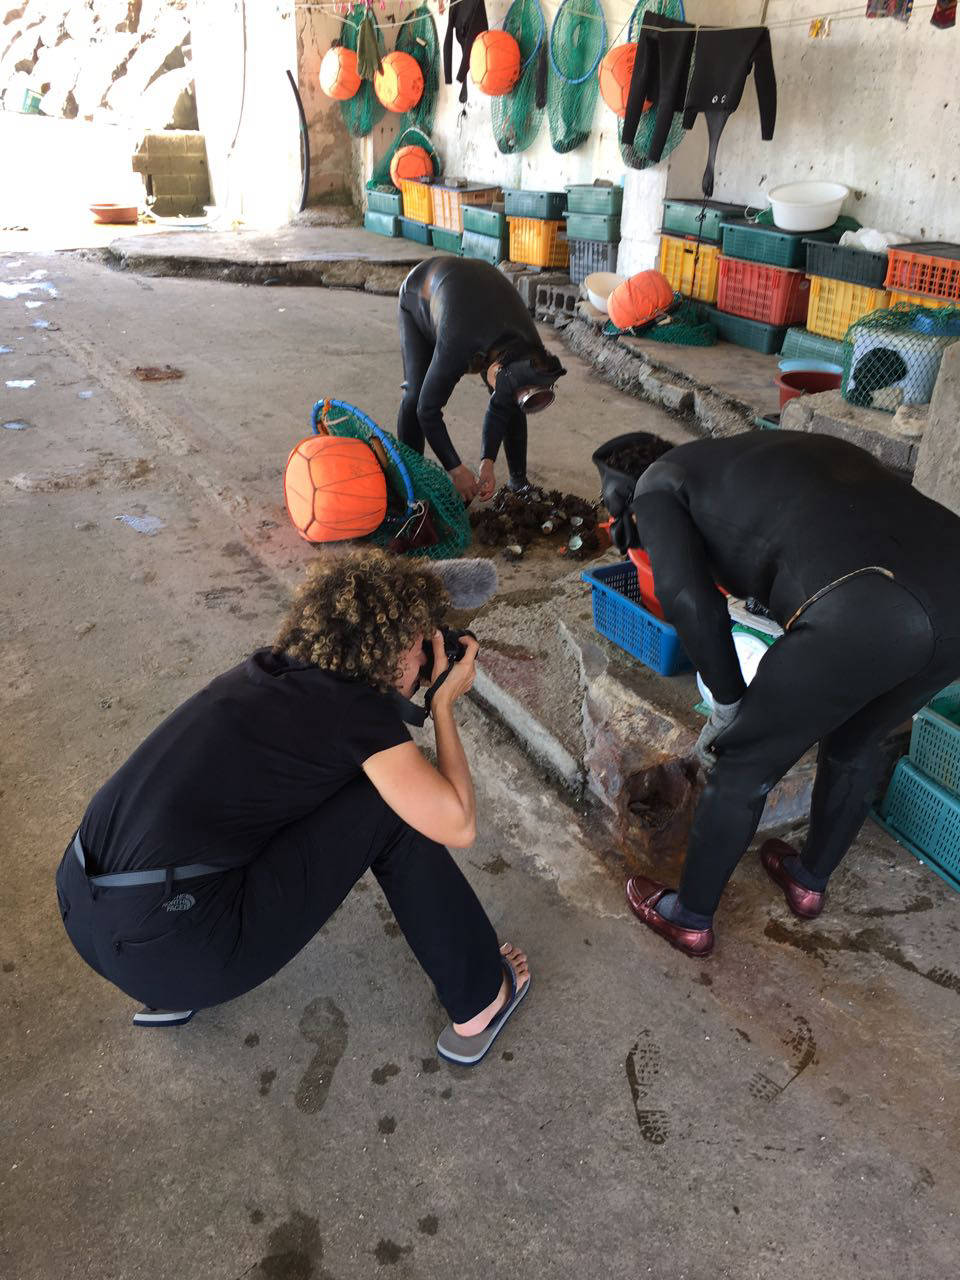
[752,30,776,140]
[630,489,747,704]
[416,348,465,472]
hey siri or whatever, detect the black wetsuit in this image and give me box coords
[397,257,545,487]
[623,431,960,915]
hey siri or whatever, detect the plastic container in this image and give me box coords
[431,183,501,233]
[430,224,462,254]
[876,758,960,892]
[399,216,431,244]
[566,184,623,215]
[775,369,842,408]
[503,189,566,220]
[697,626,777,709]
[717,257,810,326]
[702,306,788,354]
[885,242,960,301]
[778,358,843,375]
[846,327,951,406]
[658,234,721,303]
[662,198,748,242]
[507,216,568,269]
[806,277,890,341]
[780,327,846,365]
[889,289,954,311]
[910,685,960,799]
[564,211,621,243]
[804,240,888,288]
[367,188,403,215]
[461,229,507,265]
[462,204,506,237]
[400,178,434,224]
[570,240,620,286]
[583,271,623,313]
[90,203,139,225]
[581,561,691,677]
[768,181,850,232]
[364,209,399,238]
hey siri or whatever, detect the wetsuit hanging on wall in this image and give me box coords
[444,0,489,102]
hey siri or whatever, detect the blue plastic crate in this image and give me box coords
[909,683,960,798]
[581,561,690,677]
[876,758,960,892]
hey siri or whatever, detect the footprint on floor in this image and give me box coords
[259,1069,277,1098]
[749,1071,782,1102]
[250,1210,330,1280]
[625,1031,669,1145]
[295,998,348,1115]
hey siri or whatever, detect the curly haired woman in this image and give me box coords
[55,550,529,1066]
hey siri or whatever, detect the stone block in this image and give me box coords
[913,341,960,515]
[782,388,917,473]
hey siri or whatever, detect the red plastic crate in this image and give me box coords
[717,257,810,326]
[884,242,960,302]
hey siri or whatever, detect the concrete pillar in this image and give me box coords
[617,164,669,279]
[912,342,960,517]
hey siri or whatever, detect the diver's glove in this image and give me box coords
[695,699,741,769]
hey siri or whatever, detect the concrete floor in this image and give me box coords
[2,251,960,1280]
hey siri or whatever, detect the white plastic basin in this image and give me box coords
[583,271,624,314]
[767,181,850,232]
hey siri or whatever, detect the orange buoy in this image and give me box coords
[319,46,361,101]
[469,30,522,96]
[598,43,651,118]
[607,270,675,331]
[390,144,433,187]
[374,51,424,114]
[283,436,387,543]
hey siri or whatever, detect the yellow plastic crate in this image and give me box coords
[507,217,569,269]
[890,289,954,311]
[658,234,720,303]
[432,184,501,233]
[806,276,890,341]
[400,179,433,225]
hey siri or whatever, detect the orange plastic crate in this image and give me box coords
[432,184,501,233]
[890,289,954,310]
[658,234,720,303]
[885,243,960,301]
[507,217,569,269]
[806,276,890,341]
[717,256,809,326]
[400,179,433,225]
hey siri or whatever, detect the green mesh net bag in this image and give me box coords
[603,296,717,345]
[491,0,547,155]
[547,0,606,154]
[366,6,441,191]
[311,400,471,560]
[339,5,386,139]
[840,302,960,413]
[619,0,686,170]
[368,125,442,193]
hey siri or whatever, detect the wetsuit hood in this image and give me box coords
[488,343,567,414]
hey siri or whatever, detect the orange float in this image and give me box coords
[283,436,387,543]
[319,46,361,101]
[598,43,651,118]
[390,144,433,187]
[469,30,522,96]
[607,270,675,331]
[374,51,424,114]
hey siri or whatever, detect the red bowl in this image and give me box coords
[90,204,139,225]
[775,369,842,408]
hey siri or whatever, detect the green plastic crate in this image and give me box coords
[430,224,462,255]
[566,184,623,215]
[504,189,566,220]
[462,204,506,236]
[876,758,960,892]
[367,188,403,215]
[565,211,621,243]
[780,327,846,365]
[804,239,889,288]
[461,229,507,265]
[909,684,960,799]
[399,216,431,245]
[702,306,787,355]
[364,209,399,238]
[720,220,809,269]
[662,199,747,242]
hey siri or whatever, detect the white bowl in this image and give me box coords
[583,271,624,314]
[767,181,850,232]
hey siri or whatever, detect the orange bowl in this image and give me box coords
[90,204,139,225]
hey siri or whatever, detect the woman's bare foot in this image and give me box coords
[453,942,530,1037]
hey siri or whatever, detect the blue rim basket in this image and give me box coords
[581,560,690,676]
[875,757,960,893]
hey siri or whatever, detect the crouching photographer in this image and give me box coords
[55,549,529,1065]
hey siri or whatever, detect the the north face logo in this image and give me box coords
[164,892,196,913]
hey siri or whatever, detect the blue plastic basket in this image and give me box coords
[876,758,960,892]
[581,561,690,677]
[909,684,960,799]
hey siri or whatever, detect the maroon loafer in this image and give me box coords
[760,839,825,919]
[625,875,715,958]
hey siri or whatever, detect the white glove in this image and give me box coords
[695,699,741,769]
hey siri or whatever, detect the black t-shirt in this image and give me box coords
[79,650,411,874]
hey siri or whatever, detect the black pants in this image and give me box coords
[679,574,960,916]
[56,777,504,1023]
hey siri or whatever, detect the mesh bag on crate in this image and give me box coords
[491,0,547,154]
[619,0,687,170]
[547,0,606,154]
[339,5,386,139]
[841,302,960,413]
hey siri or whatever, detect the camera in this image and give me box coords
[419,626,474,684]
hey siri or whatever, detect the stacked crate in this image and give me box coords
[364,186,403,238]
[504,189,569,270]
[398,177,434,243]
[802,238,890,343]
[702,220,813,354]
[884,241,960,311]
[461,203,508,265]
[656,199,746,312]
[565,184,621,285]
[429,182,500,256]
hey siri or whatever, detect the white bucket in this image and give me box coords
[767,181,850,233]
[697,627,777,710]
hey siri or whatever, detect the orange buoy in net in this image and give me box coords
[598,43,651,118]
[319,46,361,101]
[469,30,522,96]
[283,436,387,543]
[374,51,424,113]
[608,270,675,331]
[390,144,433,187]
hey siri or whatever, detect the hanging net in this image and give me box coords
[311,400,472,560]
[840,302,960,414]
[339,5,386,139]
[619,0,686,170]
[491,0,547,155]
[367,124,443,193]
[547,0,606,155]
[365,6,441,191]
[603,297,717,346]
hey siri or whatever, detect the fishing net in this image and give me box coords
[618,0,686,170]
[365,7,441,191]
[491,0,547,155]
[311,400,472,560]
[547,0,606,155]
[603,296,717,345]
[367,124,443,192]
[339,5,386,139]
[840,302,960,413]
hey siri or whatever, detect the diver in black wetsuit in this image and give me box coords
[598,429,960,958]
[397,257,566,503]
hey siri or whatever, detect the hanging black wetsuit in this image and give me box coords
[607,430,960,916]
[443,0,489,103]
[397,256,553,487]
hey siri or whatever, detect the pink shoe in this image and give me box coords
[626,876,715,958]
[761,839,825,920]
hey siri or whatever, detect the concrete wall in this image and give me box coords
[295,4,360,201]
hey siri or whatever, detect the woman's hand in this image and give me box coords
[477,459,496,502]
[428,630,478,709]
[449,464,480,504]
